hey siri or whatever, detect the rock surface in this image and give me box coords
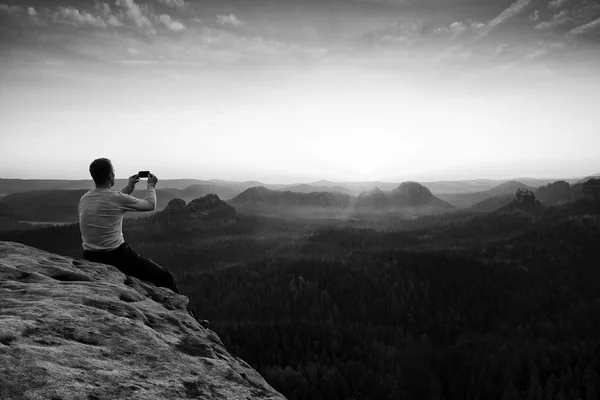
[0,241,285,400]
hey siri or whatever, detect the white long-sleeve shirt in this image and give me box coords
[78,185,156,251]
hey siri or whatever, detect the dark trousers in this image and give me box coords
[83,242,181,294]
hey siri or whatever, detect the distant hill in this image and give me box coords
[356,188,390,210]
[356,182,454,215]
[533,178,600,205]
[498,188,544,215]
[279,184,354,196]
[575,174,600,184]
[0,178,263,196]
[2,175,596,198]
[0,188,177,222]
[470,195,514,213]
[306,181,401,194]
[418,180,499,194]
[229,187,353,216]
[437,181,534,209]
[581,178,600,200]
[0,189,88,222]
[470,179,596,212]
[535,181,574,205]
[0,179,94,195]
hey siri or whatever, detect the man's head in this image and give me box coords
[89,158,114,187]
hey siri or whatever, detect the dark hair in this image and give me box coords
[89,158,113,184]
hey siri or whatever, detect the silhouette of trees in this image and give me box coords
[2,199,600,399]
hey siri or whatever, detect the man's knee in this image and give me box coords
[131,252,178,291]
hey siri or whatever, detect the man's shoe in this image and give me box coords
[186,307,209,328]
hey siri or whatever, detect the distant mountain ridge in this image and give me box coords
[1,174,597,197]
[229,187,353,216]
[277,184,354,196]
[2,176,599,222]
[437,181,535,209]
[468,179,600,213]
[230,182,453,217]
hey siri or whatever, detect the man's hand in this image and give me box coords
[121,173,140,195]
[148,173,158,187]
[128,174,140,189]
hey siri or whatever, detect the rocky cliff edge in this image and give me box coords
[0,241,285,400]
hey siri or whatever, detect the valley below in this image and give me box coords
[1,177,600,399]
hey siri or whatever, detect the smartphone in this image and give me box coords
[138,171,149,178]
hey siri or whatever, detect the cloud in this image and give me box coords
[355,0,411,5]
[95,2,111,16]
[448,21,485,35]
[216,14,243,26]
[94,3,125,27]
[535,10,570,30]
[115,0,155,35]
[107,14,124,27]
[529,10,539,21]
[566,16,600,39]
[157,0,186,10]
[55,7,108,29]
[0,4,24,14]
[433,27,450,36]
[159,14,185,32]
[449,22,467,34]
[27,7,36,17]
[484,0,533,32]
[548,0,567,9]
[358,20,433,47]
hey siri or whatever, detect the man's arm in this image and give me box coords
[117,184,157,212]
[120,174,140,195]
[116,172,159,212]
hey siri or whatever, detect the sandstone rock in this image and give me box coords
[0,241,285,400]
[515,188,536,203]
[164,198,187,212]
[186,195,237,219]
[152,195,238,230]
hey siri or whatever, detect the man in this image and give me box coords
[78,158,207,326]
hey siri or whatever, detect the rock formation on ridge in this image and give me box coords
[0,241,285,400]
[356,182,454,214]
[152,194,238,230]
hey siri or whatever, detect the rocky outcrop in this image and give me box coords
[356,182,453,214]
[186,194,237,219]
[152,194,238,229]
[515,188,536,204]
[500,189,543,215]
[0,241,285,400]
[390,181,436,207]
[164,197,186,212]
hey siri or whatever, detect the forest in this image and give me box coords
[1,195,600,400]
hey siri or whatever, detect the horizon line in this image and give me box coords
[1,173,598,185]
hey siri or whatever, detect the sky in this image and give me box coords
[0,0,599,183]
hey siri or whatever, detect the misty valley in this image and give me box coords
[1,176,600,400]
